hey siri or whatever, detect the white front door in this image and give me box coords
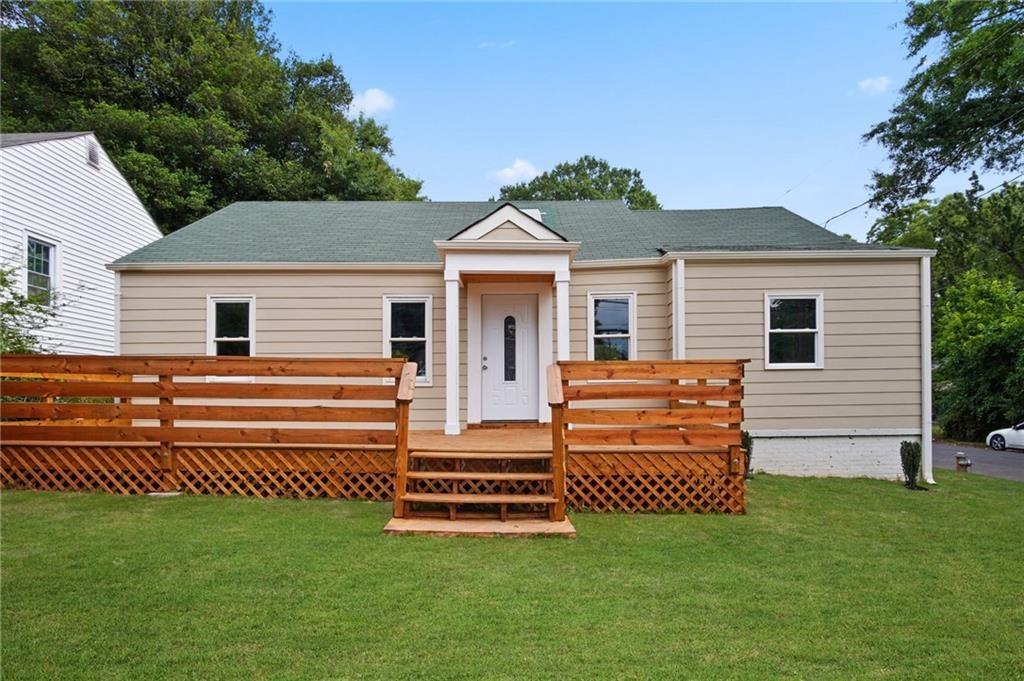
[481,294,538,421]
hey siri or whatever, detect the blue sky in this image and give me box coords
[268,2,990,240]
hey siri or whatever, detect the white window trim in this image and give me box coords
[382,294,433,386]
[763,292,824,370]
[24,233,59,299]
[586,291,638,361]
[206,295,256,382]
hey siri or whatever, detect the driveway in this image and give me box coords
[933,441,1024,482]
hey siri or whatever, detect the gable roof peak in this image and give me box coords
[447,201,567,242]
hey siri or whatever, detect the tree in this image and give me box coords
[932,270,1024,441]
[867,179,1024,298]
[865,1,1024,212]
[0,0,422,233]
[0,265,59,354]
[499,156,661,210]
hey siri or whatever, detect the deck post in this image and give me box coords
[444,274,461,435]
[158,374,177,492]
[728,366,743,476]
[547,365,567,521]
[393,362,417,518]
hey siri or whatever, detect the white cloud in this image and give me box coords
[478,39,517,50]
[350,88,395,116]
[493,158,538,184]
[857,76,891,95]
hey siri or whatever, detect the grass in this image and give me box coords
[3,472,1022,680]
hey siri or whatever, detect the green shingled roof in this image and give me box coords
[114,200,902,265]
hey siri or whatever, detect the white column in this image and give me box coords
[113,270,122,355]
[555,271,570,361]
[671,259,686,359]
[920,256,934,483]
[444,274,461,435]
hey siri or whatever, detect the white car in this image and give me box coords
[987,422,1024,451]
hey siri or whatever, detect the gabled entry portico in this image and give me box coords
[434,203,579,435]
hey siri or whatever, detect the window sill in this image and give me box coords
[764,364,824,371]
[384,377,433,388]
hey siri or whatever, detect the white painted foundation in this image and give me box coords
[749,433,922,479]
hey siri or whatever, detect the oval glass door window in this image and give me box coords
[504,315,516,381]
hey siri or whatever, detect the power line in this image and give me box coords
[978,172,1024,197]
[822,18,1024,228]
[823,199,870,229]
[825,101,1024,227]
[948,17,1024,76]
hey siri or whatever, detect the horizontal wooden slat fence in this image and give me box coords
[1,355,415,498]
[549,359,749,513]
[4,355,749,515]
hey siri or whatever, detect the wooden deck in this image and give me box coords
[2,357,750,524]
[409,429,552,452]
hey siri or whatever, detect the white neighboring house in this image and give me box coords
[0,132,161,354]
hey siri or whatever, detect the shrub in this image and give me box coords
[900,440,926,490]
[741,430,753,478]
[0,263,59,354]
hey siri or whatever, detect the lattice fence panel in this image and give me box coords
[1,444,163,495]
[3,445,744,513]
[176,447,395,500]
[566,451,746,513]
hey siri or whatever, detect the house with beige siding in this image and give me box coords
[110,200,935,480]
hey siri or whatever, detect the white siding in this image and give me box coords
[0,134,161,353]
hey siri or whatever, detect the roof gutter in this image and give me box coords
[106,261,444,272]
[658,248,937,262]
[107,247,937,272]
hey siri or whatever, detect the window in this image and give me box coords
[207,297,254,356]
[764,293,823,369]
[384,295,432,383]
[26,237,55,303]
[504,315,516,381]
[588,292,636,360]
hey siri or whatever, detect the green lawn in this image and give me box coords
[3,472,1022,680]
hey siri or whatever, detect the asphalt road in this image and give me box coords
[933,441,1024,482]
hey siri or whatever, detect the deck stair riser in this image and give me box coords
[397,446,559,523]
[411,450,551,460]
[406,471,553,482]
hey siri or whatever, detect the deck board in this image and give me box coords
[409,429,552,452]
[382,517,576,537]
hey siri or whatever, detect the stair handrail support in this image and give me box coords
[546,364,567,521]
[392,361,418,518]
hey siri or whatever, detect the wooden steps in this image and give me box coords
[383,517,576,538]
[406,471,553,481]
[410,450,551,460]
[402,492,557,505]
[394,446,562,524]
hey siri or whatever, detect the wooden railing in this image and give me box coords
[548,359,749,514]
[1,355,417,495]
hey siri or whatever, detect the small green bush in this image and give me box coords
[900,440,926,490]
[741,430,753,478]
